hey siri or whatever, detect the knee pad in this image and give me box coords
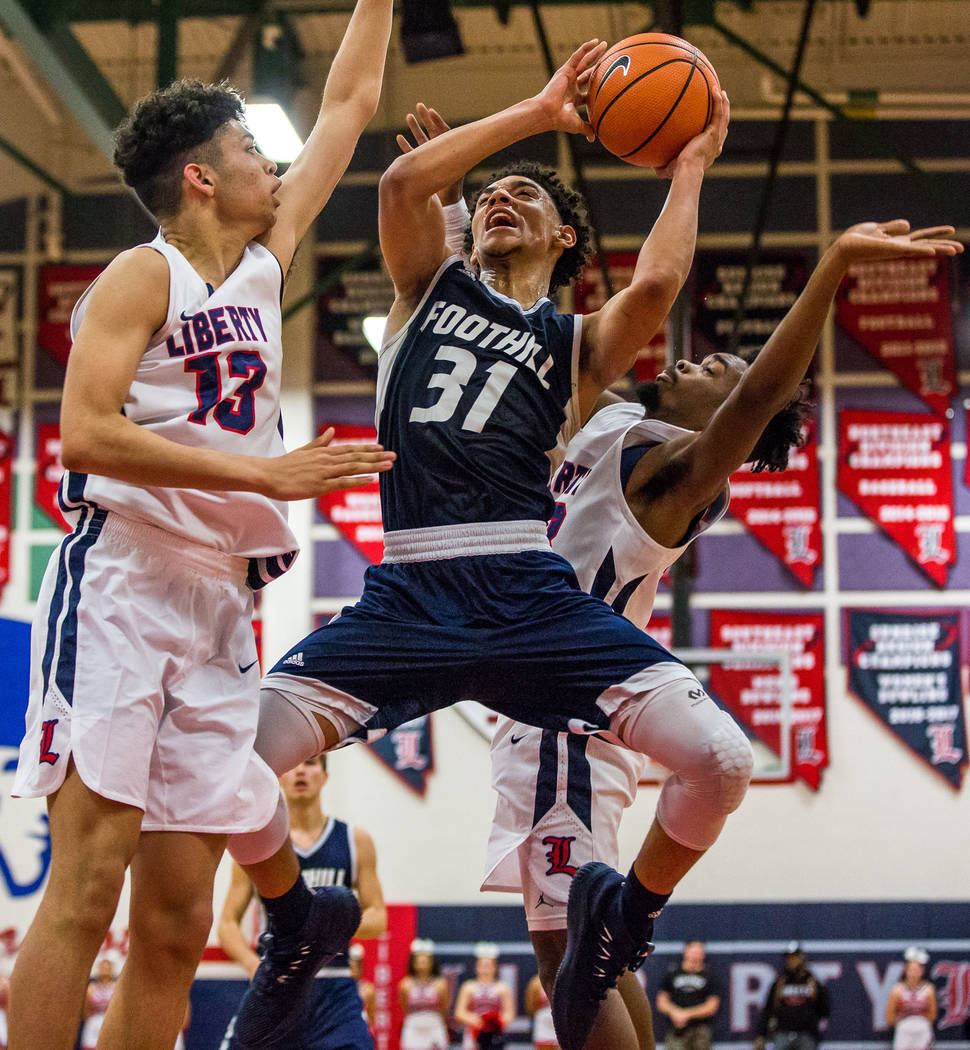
[704,720,754,814]
[656,718,753,852]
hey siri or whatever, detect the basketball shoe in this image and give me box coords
[232,884,361,1049]
[552,862,654,1050]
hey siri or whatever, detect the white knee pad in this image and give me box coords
[656,717,753,851]
[254,686,328,775]
[227,788,290,866]
[613,670,754,852]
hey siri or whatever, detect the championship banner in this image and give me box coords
[574,253,667,381]
[836,256,955,417]
[34,423,70,531]
[727,418,821,586]
[693,251,809,360]
[367,716,434,797]
[837,409,954,586]
[317,423,383,564]
[846,609,967,790]
[709,611,828,789]
[37,264,102,366]
[0,429,12,595]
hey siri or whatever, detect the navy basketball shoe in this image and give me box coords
[552,862,654,1050]
[232,884,361,1049]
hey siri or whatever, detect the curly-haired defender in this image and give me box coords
[465,161,592,292]
[113,79,245,218]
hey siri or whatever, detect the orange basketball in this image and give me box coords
[587,33,720,168]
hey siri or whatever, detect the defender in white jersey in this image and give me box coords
[9,6,396,1049]
[482,223,962,1050]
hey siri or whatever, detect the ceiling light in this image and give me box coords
[244,102,303,163]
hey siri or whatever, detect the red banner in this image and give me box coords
[838,409,954,586]
[574,253,668,381]
[363,902,417,1050]
[317,424,384,564]
[836,257,955,416]
[727,419,821,586]
[37,265,102,366]
[0,428,12,595]
[709,611,828,789]
[35,423,70,531]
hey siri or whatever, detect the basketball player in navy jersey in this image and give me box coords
[218,755,386,1050]
[243,39,961,1050]
[8,4,396,1049]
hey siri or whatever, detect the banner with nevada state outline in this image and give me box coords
[317,423,384,564]
[846,608,967,790]
[835,256,955,417]
[837,409,954,586]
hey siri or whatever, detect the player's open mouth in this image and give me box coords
[485,209,516,231]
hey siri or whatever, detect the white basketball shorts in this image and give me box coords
[481,717,646,930]
[13,512,279,834]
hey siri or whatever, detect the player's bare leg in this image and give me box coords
[227,697,362,1049]
[98,829,225,1050]
[617,971,655,1050]
[8,762,142,1050]
[533,930,644,1050]
[631,819,705,895]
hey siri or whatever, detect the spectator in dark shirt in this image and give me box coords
[656,941,721,1050]
[754,943,830,1050]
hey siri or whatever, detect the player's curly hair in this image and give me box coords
[113,79,246,218]
[744,369,815,473]
[465,161,592,293]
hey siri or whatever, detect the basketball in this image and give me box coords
[587,32,720,168]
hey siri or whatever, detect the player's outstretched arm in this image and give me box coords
[261,0,393,271]
[352,827,388,939]
[578,90,729,419]
[61,252,395,499]
[217,862,260,979]
[658,220,963,518]
[663,223,957,510]
[379,39,605,322]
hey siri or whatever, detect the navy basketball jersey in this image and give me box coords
[296,817,356,968]
[376,257,582,531]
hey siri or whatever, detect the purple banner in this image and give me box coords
[846,609,967,789]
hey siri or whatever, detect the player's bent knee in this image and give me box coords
[705,720,754,814]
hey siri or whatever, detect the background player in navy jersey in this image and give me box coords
[218,755,386,1050]
[8,3,396,1049]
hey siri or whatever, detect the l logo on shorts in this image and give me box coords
[542,835,578,876]
[39,719,60,766]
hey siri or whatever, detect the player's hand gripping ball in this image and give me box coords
[586,32,720,168]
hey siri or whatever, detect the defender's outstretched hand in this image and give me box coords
[835,220,964,262]
[654,89,730,178]
[533,39,608,137]
[263,428,395,500]
[396,103,463,206]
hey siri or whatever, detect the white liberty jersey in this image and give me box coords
[547,401,729,628]
[61,231,297,586]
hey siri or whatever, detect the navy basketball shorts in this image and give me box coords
[264,550,681,739]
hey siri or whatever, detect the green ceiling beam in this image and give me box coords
[0,0,125,160]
